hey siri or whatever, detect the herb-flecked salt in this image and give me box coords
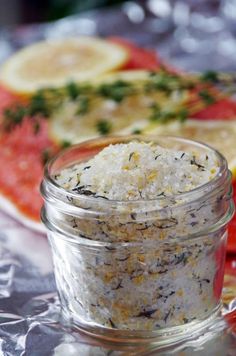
[56,141,219,200]
[50,140,228,331]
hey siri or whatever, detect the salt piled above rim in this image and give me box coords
[55,141,219,200]
[45,139,230,333]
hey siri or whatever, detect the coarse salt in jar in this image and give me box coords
[41,135,234,343]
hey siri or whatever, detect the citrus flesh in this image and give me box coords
[0,37,129,95]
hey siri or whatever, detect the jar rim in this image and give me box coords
[43,135,228,207]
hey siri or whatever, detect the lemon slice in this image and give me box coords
[49,70,188,144]
[0,37,129,95]
[145,119,236,175]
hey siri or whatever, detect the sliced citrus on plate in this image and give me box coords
[48,70,188,144]
[0,37,129,95]
[145,119,236,177]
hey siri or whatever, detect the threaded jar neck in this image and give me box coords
[41,135,235,245]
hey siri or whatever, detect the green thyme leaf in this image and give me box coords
[96,119,112,135]
[200,71,219,83]
[147,72,172,93]
[66,82,80,100]
[97,80,132,102]
[149,103,188,124]
[3,105,27,129]
[147,71,194,93]
[132,128,142,134]
[177,108,188,122]
[61,140,71,149]
[29,91,51,117]
[149,103,161,122]
[198,90,216,105]
[76,96,90,115]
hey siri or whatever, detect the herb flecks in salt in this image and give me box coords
[55,141,219,201]
[53,141,222,331]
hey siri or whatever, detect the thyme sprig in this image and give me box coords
[2,68,233,133]
[3,88,62,131]
[96,80,134,102]
[200,70,219,83]
[149,103,189,124]
[198,90,216,105]
[146,71,195,93]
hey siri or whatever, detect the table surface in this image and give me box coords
[0,1,236,355]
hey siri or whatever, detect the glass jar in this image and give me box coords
[41,135,234,343]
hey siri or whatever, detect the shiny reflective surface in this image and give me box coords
[0,1,236,354]
[0,208,235,355]
[2,1,236,71]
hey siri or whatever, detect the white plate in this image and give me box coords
[0,194,46,234]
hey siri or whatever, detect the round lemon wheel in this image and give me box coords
[0,37,129,95]
[145,119,236,177]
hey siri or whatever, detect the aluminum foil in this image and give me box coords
[0,207,235,356]
[0,1,236,354]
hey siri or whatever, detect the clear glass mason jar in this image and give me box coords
[41,135,234,343]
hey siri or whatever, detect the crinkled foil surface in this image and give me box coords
[0,1,236,355]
